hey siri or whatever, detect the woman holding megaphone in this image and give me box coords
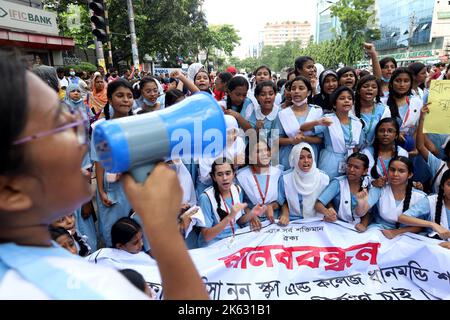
[0,50,208,300]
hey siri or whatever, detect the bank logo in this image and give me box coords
[0,7,7,18]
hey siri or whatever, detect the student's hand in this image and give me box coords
[318,117,333,127]
[356,189,369,203]
[363,42,377,56]
[250,217,262,232]
[292,132,305,145]
[224,109,240,120]
[122,163,183,229]
[398,132,406,143]
[99,191,113,207]
[412,181,424,191]
[230,203,248,220]
[278,214,290,227]
[355,223,367,233]
[432,224,450,240]
[381,228,401,239]
[439,241,450,250]
[323,208,337,223]
[372,176,387,188]
[421,104,431,117]
[250,204,266,218]
[265,205,275,224]
[170,70,183,79]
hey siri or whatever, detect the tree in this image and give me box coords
[200,24,241,69]
[330,0,380,65]
[58,4,94,61]
[107,0,209,67]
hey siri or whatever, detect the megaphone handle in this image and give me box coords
[130,163,157,184]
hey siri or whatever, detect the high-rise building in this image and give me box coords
[263,21,312,47]
[315,0,450,65]
[316,0,340,43]
[374,0,450,65]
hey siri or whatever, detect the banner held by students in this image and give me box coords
[88,219,450,300]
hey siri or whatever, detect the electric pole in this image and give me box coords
[126,0,140,69]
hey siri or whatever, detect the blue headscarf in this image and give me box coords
[64,83,84,112]
[64,83,94,120]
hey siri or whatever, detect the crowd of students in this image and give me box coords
[2,41,450,299]
[40,43,450,254]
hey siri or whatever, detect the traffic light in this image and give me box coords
[89,0,107,42]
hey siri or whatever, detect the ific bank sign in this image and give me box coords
[0,0,58,36]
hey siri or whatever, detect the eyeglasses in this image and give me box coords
[13,103,89,146]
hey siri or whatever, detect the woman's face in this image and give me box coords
[94,77,104,91]
[381,61,396,80]
[51,214,76,233]
[416,67,427,85]
[323,76,338,95]
[229,86,247,107]
[392,73,411,96]
[69,89,81,101]
[290,80,310,105]
[141,81,159,103]
[256,86,275,112]
[298,149,313,173]
[255,68,271,84]
[195,72,210,91]
[212,163,234,192]
[109,87,133,116]
[298,60,315,80]
[119,231,144,254]
[443,178,450,201]
[334,91,353,114]
[359,80,378,103]
[15,72,92,223]
[250,142,271,167]
[56,234,78,255]
[215,77,226,91]
[388,160,412,186]
[339,71,356,89]
[346,157,367,182]
[376,122,398,145]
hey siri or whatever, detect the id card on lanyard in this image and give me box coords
[400,97,413,134]
[220,194,236,238]
[339,120,354,174]
[251,169,270,205]
[363,107,376,145]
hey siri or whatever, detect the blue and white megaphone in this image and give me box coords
[93,92,226,183]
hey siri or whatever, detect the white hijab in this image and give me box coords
[289,143,324,216]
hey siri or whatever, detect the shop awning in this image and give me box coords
[0,28,75,50]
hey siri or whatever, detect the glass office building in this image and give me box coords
[374,0,435,52]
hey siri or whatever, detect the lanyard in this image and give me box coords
[378,157,388,177]
[345,119,353,148]
[220,193,236,237]
[363,105,376,139]
[401,97,411,129]
[251,168,271,204]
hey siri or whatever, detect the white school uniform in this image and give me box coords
[369,185,426,229]
[236,166,282,209]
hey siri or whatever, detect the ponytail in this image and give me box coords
[212,179,228,221]
[397,178,413,229]
[435,170,450,225]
